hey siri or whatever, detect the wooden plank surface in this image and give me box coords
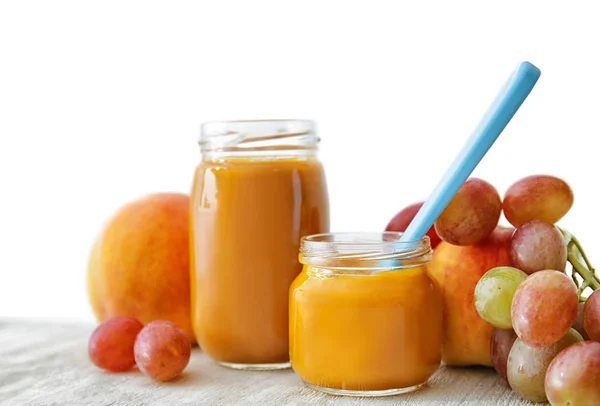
[0,320,537,405]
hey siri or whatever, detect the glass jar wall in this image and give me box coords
[190,120,330,370]
[290,232,442,395]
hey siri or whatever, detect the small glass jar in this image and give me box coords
[289,232,442,396]
[190,120,330,370]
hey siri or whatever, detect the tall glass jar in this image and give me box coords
[290,232,442,396]
[191,120,329,370]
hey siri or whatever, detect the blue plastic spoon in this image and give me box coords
[399,61,541,243]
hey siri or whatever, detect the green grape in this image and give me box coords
[474,267,528,329]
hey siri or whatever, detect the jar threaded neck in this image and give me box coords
[200,119,319,160]
[299,232,432,272]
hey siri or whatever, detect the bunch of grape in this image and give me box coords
[88,316,191,382]
[472,175,600,404]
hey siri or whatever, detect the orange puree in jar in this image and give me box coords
[190,120,329,369]
[290,233,442,395]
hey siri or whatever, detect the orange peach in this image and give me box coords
[427,226,513,366]
[87,193,193,342]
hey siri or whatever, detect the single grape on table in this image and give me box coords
[510,220,567,274]
[545,341,600,405]
[434,178,502,246]
[503,175,574,227]
[506,329,582,403]
[490,328,517,384]
[134,320,192,382]
[474,266,527,329]
[511,270,579,348]
[88,316,144,372]
[584,289,600,341]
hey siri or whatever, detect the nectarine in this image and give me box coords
[87,193,193,342]
[427,226,513,366]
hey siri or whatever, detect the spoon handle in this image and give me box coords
[400,61,541,243]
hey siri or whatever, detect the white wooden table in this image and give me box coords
[0,320,537,405]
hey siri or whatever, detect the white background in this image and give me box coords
[1,1,598,322]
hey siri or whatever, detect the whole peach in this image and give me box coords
[88,193,193,342]
[427,226,513,366]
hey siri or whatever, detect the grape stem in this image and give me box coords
[560,228,600,301]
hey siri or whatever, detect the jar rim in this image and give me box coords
[199,119,319,159]
[202,118,315,127]
[299,232,432,271]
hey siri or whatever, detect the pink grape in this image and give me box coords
[510,220,567,274]
[584,289,600,341]
[490,328,517,384]
[134,320,191,382]
[385,201,442,247]
[506,329,582,403]
[88,316,144,372]
[545,341,600,405]
[572,302,590,340]
[511,271,578,348]
[434,178,502,246]
[503,175,574,227]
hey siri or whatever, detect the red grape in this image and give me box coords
[385,201,441,247]
[490,328,517,384]
[584,289,600,341]
[510,220,567,274]
[434,178,502,246]
[511,271,578,347]
[88,316,144,372]
[572,302,590,340]
[134,320,191,382]
[503,175,574,227]
[507,329,582,403]
[545,341,600,405]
